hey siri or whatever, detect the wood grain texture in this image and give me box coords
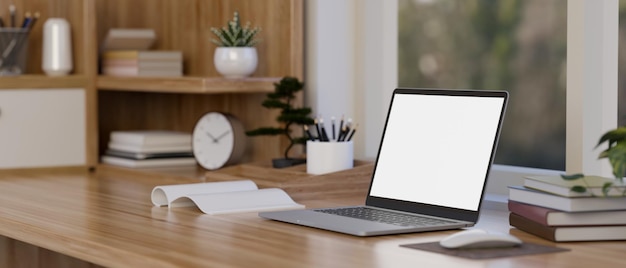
[96,76,279,93]
[95,0,304,163]
[97,90,285,163]
[1,169,626,267]
[94,0,301,78]
[206,160,375,200]
[0,75,86,88]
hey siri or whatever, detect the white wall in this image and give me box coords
[305,0,397,159]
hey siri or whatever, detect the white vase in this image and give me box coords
[213,47,258,78]
[42,18,73,76]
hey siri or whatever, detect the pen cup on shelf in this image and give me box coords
[0,28,29,76]
[306,140,354,175]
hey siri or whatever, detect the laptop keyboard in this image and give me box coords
[315,207,456,227]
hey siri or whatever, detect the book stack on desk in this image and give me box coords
[507,175,626,242]
[100,28,183,77]
[101,130,196,168]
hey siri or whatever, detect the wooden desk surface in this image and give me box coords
[0,168,624,267]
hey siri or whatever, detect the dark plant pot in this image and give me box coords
[272,158,306,168]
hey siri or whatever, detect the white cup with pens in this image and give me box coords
[305,115,356,175]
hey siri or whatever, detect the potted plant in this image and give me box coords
[246,76,315,168]
[210,11,261,78]
[561,126,626,196]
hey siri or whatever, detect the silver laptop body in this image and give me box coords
[259,88,508,236]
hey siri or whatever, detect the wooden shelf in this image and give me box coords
[0,75,88,89]
[96,76,280,94]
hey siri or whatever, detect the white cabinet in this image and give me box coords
[0,89,86,168]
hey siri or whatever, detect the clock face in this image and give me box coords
[193,112,237,170]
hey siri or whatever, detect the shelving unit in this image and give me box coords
[1,0,303,174]
[94,0,304,172]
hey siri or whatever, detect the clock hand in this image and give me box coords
[205,131,218,143]
[215,130,231,141]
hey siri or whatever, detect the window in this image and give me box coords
[619,1,626,126]
[398,0,567,170]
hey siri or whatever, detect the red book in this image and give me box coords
[508,200,626,226]
[509,213,626,242]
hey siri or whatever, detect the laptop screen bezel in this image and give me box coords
[365,88,508,223]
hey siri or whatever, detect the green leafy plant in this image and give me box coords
[210,11,261,47]
[561,126,626,196]
[246,76,315,160]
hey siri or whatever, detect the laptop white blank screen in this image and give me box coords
[369,93,505,211]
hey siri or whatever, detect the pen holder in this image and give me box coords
[306,140,354,175]
[0,28,29,76]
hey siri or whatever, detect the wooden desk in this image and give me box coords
[0,167,624,267]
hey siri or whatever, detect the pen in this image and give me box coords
[29,12,39,29]
[304,125,315,141]
[313,118,322,141]
[9,5,15,28]
[319,117,329,142]
[331,116,336,141]
[346,123,358,141]
[21,12,31,28]
[340,118,352,141]
[338,115,344,139]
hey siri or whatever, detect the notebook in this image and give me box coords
[259,88,508,236]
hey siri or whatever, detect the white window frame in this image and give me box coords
[305,0,618,198]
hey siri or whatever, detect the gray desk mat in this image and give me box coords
[400,242,570,260]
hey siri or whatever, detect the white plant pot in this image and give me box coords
[214,47,258,78]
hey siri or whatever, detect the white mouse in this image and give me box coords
[439,229,522,249]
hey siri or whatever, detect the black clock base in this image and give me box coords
[272,158,306,168]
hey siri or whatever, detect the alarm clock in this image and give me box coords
[192,112,246,170]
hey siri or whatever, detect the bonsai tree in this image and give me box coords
[561,126,626,196]
[210,11,261,47]
[246,76,315,167]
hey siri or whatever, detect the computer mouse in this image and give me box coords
[439,229,522,249]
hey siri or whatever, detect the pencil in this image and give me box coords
[331,116,336,141]
[313,118,322,141]
[339,118,352,141]
[337,125,346,141]
[27,12,39,30]
[21,12,31,28]
[337,115,344,141]
[9,5,15,28]
[319,118,329,142]
[346,123,358,141]
[304,125,315,141]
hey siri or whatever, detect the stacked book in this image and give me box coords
[101,50,183,77]
[101,130,196,168]
[508,175,626,242]
[100,28,183,77]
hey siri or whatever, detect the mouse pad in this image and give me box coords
[400,242,570,260]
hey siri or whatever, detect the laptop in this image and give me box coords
[259,88,508,236]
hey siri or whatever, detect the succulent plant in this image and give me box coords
[210,11,261,47]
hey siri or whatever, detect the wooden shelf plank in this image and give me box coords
[0,75,88,89]
[96,76,280,94]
